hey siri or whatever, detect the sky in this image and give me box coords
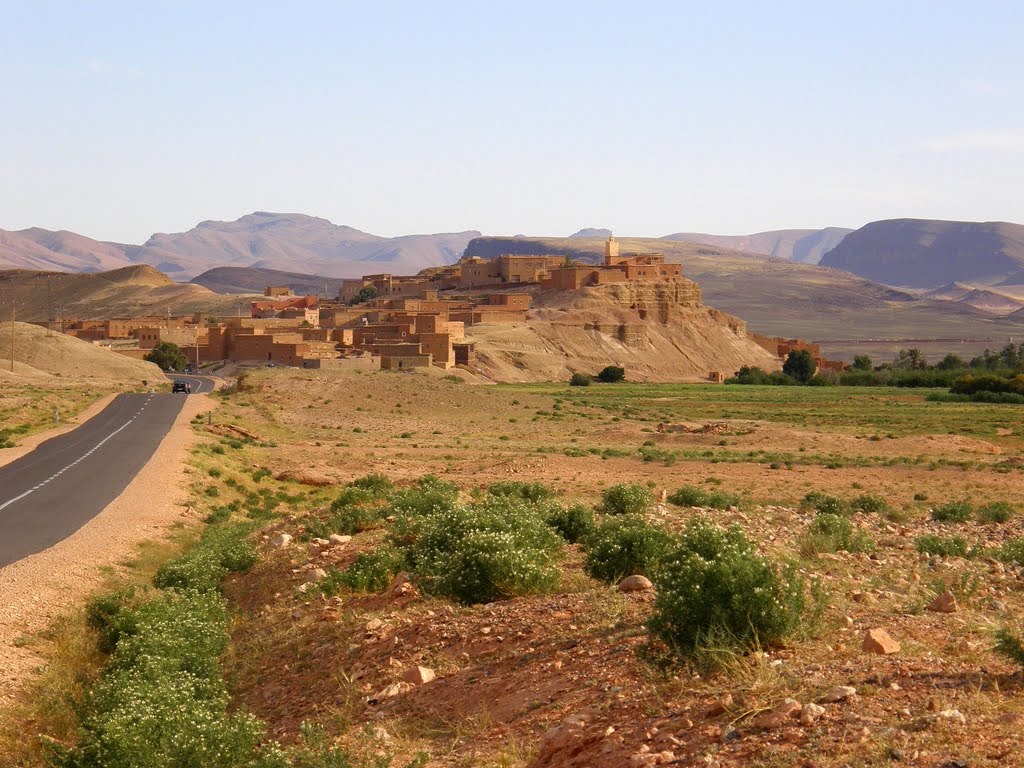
[3,0,1024,243]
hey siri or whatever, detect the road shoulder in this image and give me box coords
[0,393,210,705]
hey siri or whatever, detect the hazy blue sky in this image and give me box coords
[3,0,1023,242]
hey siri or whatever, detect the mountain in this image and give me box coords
[463,235,1024,346]
[0,265,254,322]
[661,227,852,264]
[569,228,612,239]
[923,282,1024,314]
[191,266,346,296]
[0,213,480,282]
[819,219,1024,288]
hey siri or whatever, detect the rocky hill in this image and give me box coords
[819,218,1024,288]
[662,227,852,264]
[0,265,254,322]
[0,228,132,273]
[468,279,780,382]
[191,266,346,296]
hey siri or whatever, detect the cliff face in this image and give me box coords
[467,280,777,383]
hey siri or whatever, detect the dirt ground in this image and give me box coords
[172,368,1024,768]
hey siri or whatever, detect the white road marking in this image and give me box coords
[0,399,149,512]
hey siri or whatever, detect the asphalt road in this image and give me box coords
[0,379,211,568]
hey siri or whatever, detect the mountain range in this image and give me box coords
[0,213,479,282]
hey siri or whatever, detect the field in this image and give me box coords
[6,368,1024,767]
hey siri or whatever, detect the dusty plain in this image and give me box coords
[6,366,1024,767]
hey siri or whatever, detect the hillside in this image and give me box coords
[0,322,162,382]
[0,265,254,322]
[191,266,345,296]
[464,236,1024,349]
[662,227,852,264]
[819,218,1024,288]
[0,213,480,282]
[467,280,779,382]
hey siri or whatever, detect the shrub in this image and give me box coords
[849,494,889,515]
[389,475,460,518]
[569,372,592,387]
[648,517,818,659]
[999,537,1024,565]
[598,483,653,515]
[931,501,973,524]
[596,365,625,383]
[993,627,1024,669]
[488,480,555,502]
[915,534,971,558]
[801,491,847,516]
[978,501,1015,524]
[801,513,874,556]
[545,503,597,543]
[583,515,674,582]
[348,473,394,495]
[322,546,406,594]
[153,524,257,592]
[85,588,137,655]
[667,484,739,510]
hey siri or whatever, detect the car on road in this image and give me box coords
[171,380,192,394]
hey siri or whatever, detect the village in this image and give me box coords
[30,236,844,378]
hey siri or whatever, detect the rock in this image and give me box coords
[271,533,293,548]
[310,568,328,581]
[365,618,384,633]
[938,709,966,725]
[823,685,857,703]
[752,698,801,729]
[863,628,900,655]
[328,533,352,545]
[704,693,734,718]
[402,666,436,685]
[629,751,675,767]
[617,575,655,593]
[801,702,826,726]
[275,469,335,487]
[927,592,958,613]
[367,681,412,705]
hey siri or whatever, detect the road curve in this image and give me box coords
[0,382,210,568]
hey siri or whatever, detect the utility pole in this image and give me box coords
[10,303,15,373]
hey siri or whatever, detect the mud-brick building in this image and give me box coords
[459,255,566,288]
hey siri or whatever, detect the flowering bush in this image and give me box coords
[322,546,406,594]
[583,515,673,582]
[545,503,597,543]
[931,500,973,523]
[487,480,555,502]
[667,484,739,510]
[598,483,653,516]
[802,513,875,555]
[648,517,819,659]
[153,523,257,593]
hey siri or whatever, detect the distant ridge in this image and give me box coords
[192,266,345,296]
[661,227,852,264]
[819,218,1024,288]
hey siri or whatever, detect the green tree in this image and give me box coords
[145,341,189,371]
[349,286,378,305]
[852,354,873,371]
[596,365,626,383]
[569,372,592,387]
[893,348,927,370]
[936,353,966,371]
[782,349,815,384]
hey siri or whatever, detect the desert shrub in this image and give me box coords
[931,500,973,524]
[998,537,1024,566]
[545,503,597,543]
[569,372,592,387]
[327,503,384,535]
[596,365,626,383]
[849,494,889,515]
[915,534,972,558]
[389,475,460,518]
[54,589,279,768]
[801,491,847,516]
[348,473,394,495]
[322,546,406,594]
[85,588,137,655]
[395,496,563,605]
[801,513,874,556]
[978,501,1015,524]
[153,523,257,592]
[667,484,739,510]
[583,515,674,582]
[488,480,555,502]
[993,627,1024,669]
[598,483,653,516]
[648,517,819,659]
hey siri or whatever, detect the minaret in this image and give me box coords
[604,233,619,265]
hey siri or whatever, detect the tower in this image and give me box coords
[604,233,619,265]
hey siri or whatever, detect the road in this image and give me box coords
[0,377,212,568]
